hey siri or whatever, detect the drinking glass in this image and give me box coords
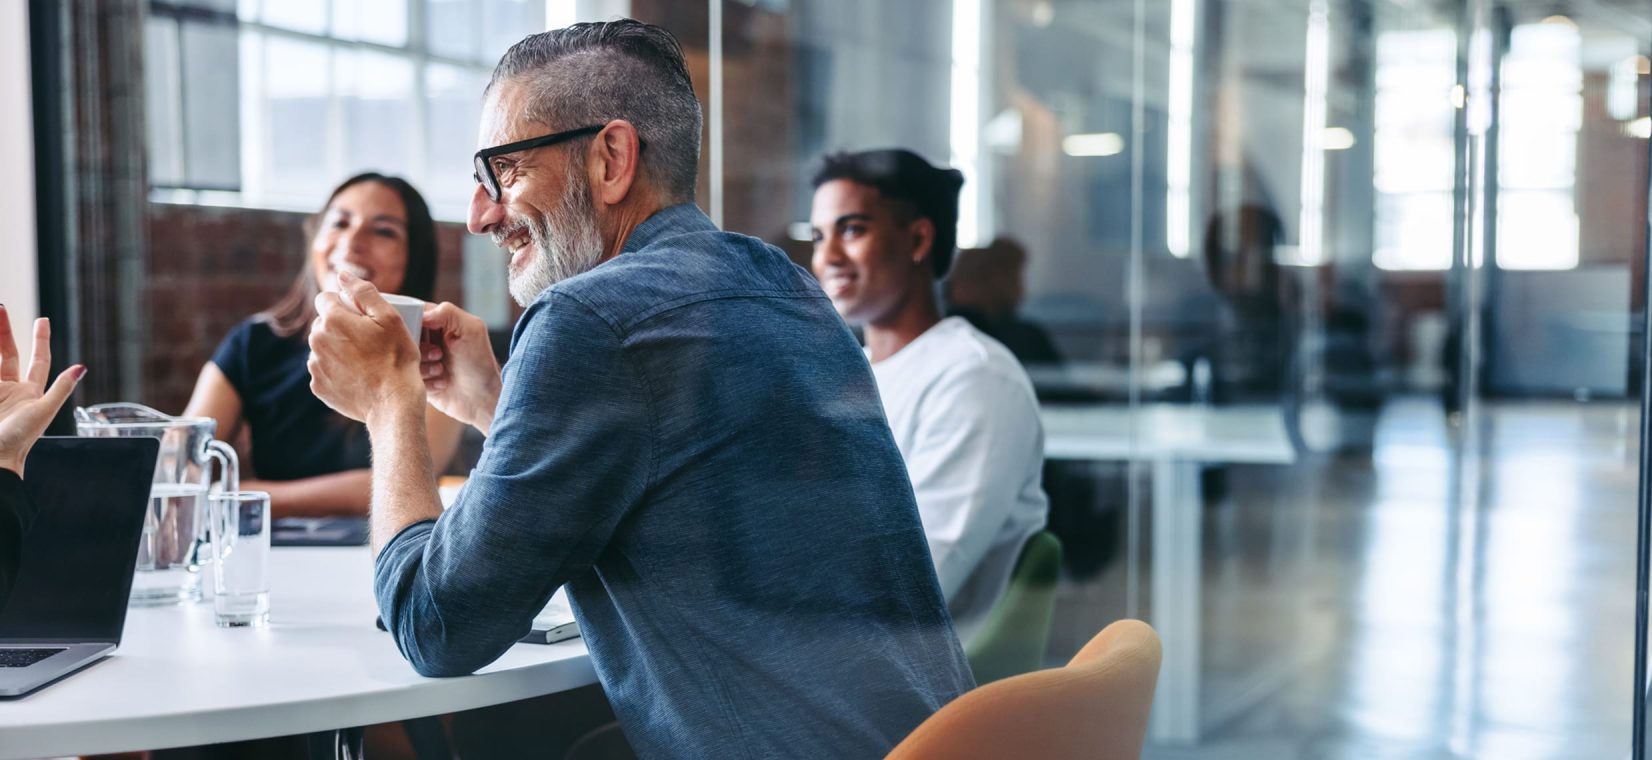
[210,491,270,627]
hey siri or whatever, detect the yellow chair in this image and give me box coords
[887,619,1162,760]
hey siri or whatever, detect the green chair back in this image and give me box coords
[964,531,1063,685]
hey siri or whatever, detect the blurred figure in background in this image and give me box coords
[1198,204,1297,405]
[945,237,1063,368]
[810,148,1049,642]
[1196,204,1380,454]
[183,173,462,518]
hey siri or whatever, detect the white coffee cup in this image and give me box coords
[380,294,425,344]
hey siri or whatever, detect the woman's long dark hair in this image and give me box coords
[259,172,439,337]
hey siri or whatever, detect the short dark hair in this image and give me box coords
[489,19,703,201]
[260,172,439,337]
[811,149,965,278]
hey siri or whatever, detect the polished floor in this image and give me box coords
[1047,397,1641,759]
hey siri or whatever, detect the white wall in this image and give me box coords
[0,1,37,327]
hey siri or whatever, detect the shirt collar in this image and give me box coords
[621,202,718,255]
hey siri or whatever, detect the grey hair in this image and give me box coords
[488,19,703,202]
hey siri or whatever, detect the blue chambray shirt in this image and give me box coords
[375,203,974,758]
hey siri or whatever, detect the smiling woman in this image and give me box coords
[180,173,463,519]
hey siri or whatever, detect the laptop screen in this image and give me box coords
[0,437,159,643]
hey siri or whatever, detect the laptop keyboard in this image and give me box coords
[0,648,65,668]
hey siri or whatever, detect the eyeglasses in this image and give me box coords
[472,125,605,202]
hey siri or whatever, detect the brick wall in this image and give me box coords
[142,202,467,414]
[632,0,800,247]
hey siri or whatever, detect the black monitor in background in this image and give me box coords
[0,437,158,641]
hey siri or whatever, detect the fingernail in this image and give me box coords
[338,270,354,283]
[74,365,87,379]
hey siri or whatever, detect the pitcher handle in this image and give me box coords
[206,439,240,495]
[198,441,241,574]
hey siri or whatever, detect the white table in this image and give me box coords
[1025,360,1188,398]
[1040,403,1295,744]
[0,548,596,759]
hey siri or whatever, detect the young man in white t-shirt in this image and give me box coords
[808,149,1049,641]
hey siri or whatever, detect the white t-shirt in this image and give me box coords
[871,317,1049,642]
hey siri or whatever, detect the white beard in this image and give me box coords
[503,164,605,307]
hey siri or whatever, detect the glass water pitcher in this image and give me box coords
[75,403,239,606]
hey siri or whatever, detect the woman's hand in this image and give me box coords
[0,307,85,477]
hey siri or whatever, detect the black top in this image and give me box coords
[0,469,33,610]
[211,318,371,481]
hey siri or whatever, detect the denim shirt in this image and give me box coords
[375,203,974,758]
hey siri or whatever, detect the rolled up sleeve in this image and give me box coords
[373,292,654,677]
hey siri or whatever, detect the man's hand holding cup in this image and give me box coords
[307,271,425,425]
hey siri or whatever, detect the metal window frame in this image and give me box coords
[146,0,520,213]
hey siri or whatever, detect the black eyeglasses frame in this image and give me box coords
[471,125,607,202]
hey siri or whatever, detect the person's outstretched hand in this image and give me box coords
[0,306,84,478]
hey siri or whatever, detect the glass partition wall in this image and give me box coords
[650,0,1650,755]
[34,0,1652,755]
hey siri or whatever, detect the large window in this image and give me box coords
[1373,20,1587,271]
[147,1,242,193]
[1372,28,1460,271]
[146,0,542,219]
[1495,22,1581,271]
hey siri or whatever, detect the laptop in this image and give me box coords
[0,436,159,698]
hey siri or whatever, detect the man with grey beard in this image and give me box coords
[305,19,972,758]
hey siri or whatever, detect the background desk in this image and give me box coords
[1041,403,1295,744]
[0,547,596,759]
